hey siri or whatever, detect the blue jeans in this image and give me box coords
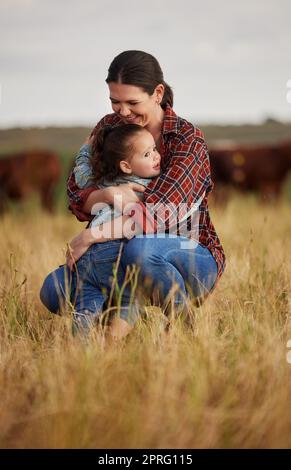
[122,235,218,308]
[40,240,138,332]
[40,235,218,326]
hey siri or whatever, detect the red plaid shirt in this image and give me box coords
[67,105,226,278]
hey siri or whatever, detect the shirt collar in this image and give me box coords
[162,104,179,135]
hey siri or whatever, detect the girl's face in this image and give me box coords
[120,130,161,178]
[108,82,164,128]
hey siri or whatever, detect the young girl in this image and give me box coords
[70,123,161,333]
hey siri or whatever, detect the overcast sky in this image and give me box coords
[0,0,291,128]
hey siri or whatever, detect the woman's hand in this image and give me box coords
[66,229,94,271]
[82,183,146,215]
[105,183,146,210]
[66,213,143,270]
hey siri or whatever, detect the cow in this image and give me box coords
[208,142,291,202]
[0,150,61,213]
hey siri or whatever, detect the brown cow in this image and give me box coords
[0,150,61,212]
[209,142,291,201]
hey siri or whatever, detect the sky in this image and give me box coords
[0,0,291,128]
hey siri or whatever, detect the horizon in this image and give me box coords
[1,116,291,131]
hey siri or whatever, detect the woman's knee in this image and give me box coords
[40,272,60,313]
[123,237,159,267]
[123,238,143,266]
[40,266,73,314]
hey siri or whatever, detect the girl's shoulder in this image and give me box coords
[101,174,151,187]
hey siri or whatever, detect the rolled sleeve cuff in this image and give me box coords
[68,187,96,222]
[128,201,157,234]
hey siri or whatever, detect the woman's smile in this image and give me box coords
[122,114,141,124]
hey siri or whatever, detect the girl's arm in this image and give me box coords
[69,140,113,217]
[67,117,108,221]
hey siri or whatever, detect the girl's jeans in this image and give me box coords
[40,239,138,332]
[40,235,218,328]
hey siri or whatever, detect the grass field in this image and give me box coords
[0,194,291,448]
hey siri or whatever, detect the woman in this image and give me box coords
[40,50,225,340]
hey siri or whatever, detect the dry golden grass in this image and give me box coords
[0,196,291,449]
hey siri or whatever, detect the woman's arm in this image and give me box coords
[82,183,147,214]
[67,171,97,222]
[140,127,212,232]
[66,214,142,270]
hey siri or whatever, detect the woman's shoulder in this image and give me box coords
[164,105,205,144]
[93,112,123,132]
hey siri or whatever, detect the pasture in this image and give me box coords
[0,124,291,448]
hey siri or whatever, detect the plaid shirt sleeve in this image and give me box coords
[141,128,212,232]
[67,172,96,222]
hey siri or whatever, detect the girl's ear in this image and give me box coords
[119,160,132,174]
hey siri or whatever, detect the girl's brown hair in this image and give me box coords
[106,50,173,109]
[91,124,144,182]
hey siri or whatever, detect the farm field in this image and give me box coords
[2,0,291,452]
[1,123,291,448]
[0,195,290,448]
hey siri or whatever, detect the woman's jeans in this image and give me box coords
[122,235,218,309]
[40,235,218,329]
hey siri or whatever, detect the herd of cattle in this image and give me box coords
[209,141,291,202]
[0,150,61,213]
[0,142,291,212]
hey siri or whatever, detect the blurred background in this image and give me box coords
[1,0,291,209]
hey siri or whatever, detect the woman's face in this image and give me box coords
[108,82,164,128]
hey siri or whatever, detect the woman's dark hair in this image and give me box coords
[106,50,173,109]
[91,124,145,182]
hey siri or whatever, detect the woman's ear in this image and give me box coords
[119,160,132,174]
[155,83,165,104]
